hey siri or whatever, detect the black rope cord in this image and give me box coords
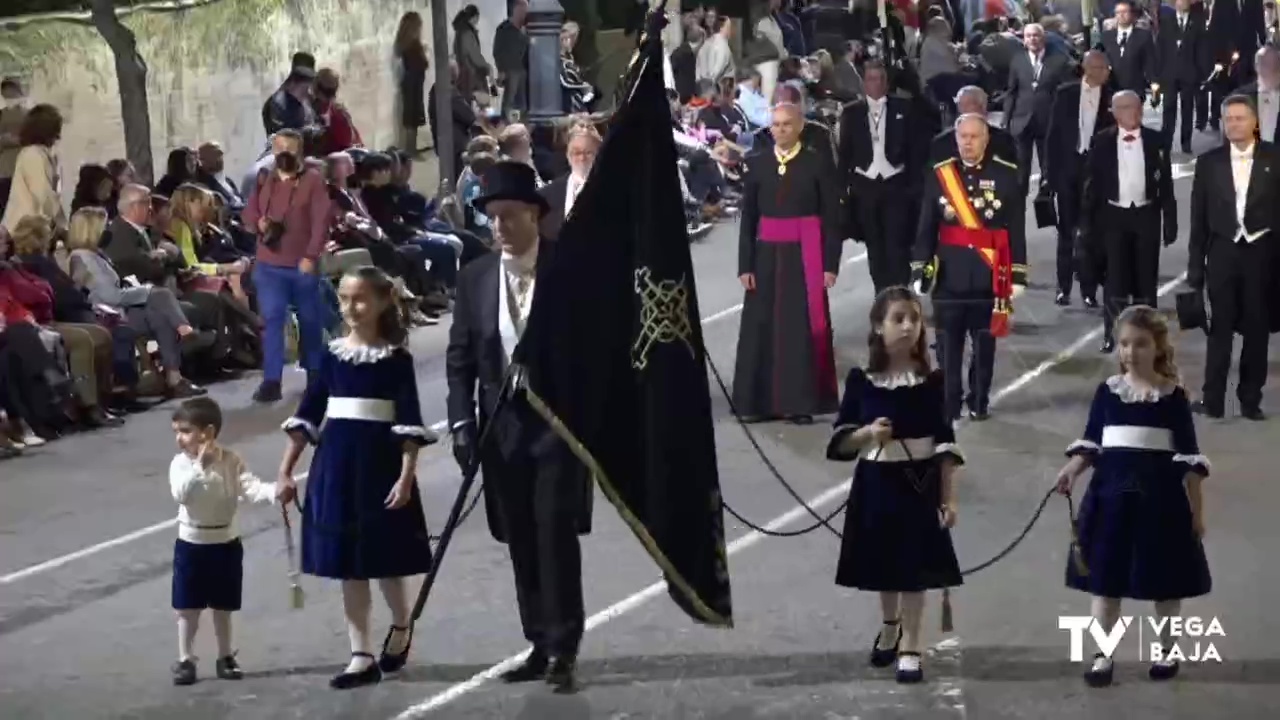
[705,354,1078,577]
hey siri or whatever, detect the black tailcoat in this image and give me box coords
[444,241,593,544]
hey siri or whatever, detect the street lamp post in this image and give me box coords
[524,0,566,126]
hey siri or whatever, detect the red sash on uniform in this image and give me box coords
[934,162,1013,338]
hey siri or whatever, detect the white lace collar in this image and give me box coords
[329,336,398,364]
[1106,374,1174,403]
[867,370,926,389]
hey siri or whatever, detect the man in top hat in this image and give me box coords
[913,113,1028,423]
[445,161,592,692]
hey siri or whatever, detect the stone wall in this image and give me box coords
[0,0,507,200]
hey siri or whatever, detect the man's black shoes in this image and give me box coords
[500,651,549,683]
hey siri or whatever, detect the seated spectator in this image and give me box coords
[4,216,125,428]
[698,77,751,143]
[194,141,245,213]
[11,215,145,416]
[0,307,73,443]
[324,151,435,313]
[358,152,457,303]
[104,183,183,287]
[457,147,500,240]
[154,147,198,198]
[497,123,544,186]
[65,206,208,399]
[71,163,116,215]
[168,183,251,304]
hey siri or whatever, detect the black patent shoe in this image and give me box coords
[500,650,550,683]
[788,415,814,425]
[967,409,990,422]
[1149,658,1181,681]
[895,651,924,684]
[546,657,579,694]
[330,652,382,690]
[1084,653,1114,687]
[1242,407,1267,422]
[1100,336,1115,354]
[1083,294,1099,309]
[215,654,242,680]
[172,658,197,686]
[1055,291,1070,306]
[379,624,413,673]
[869,622,901,668]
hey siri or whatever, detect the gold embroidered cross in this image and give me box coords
[631,267,694,370]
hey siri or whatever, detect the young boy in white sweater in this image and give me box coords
[169,397,285,686]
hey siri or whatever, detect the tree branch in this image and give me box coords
[0,0,227,30]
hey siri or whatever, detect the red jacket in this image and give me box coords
[318,100,363,155]
[0,264,55,325]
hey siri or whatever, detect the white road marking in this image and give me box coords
[1,161,1201,584]
[392,270,1191,718]
[0,251,870,586]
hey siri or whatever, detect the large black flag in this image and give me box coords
[513,13,733,627]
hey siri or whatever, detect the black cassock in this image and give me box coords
[733,145,843,419]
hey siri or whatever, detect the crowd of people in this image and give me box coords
[0,4,622,459]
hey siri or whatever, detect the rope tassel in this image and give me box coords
[281,502,304,610]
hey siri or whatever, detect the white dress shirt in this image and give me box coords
[1116,129,1148,207]
[1259,86,1280,142]
[170,450,276,544]
[857,96,902,179]
[1029,50,1044,87]
[1117,27,1131,53]
[1230,143,1269,243]
[501,245,538,336]
[564,174,586,218]
[1079,83,1102,153]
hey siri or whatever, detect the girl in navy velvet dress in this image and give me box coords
[277,266,437,690]
[1056,306,1211,688]
[827,287,964,684]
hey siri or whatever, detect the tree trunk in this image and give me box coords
[90,0,155,184]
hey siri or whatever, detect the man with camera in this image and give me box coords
[242,128,331,403]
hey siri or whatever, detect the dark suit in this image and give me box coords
[1098,26,1157,96]
[104,217,170,285]
[538,176,571,241]
[1045,81,1115,299]
[1004,46,1076,191]
[1187,142,1278,414]
[837,95,921,291]
[1080,126,1177,342]
[1231,82,1280,143]
[1207,0,1266,85]
[1158,5,1210,150]
[445,241,592,659]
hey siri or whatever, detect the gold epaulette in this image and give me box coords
[933,157,958,169]
[991,155,1018,170]
[1011,263,1028,274]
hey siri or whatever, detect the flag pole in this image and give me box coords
[408,366,521,624]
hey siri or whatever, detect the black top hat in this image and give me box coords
[473,161,550,217]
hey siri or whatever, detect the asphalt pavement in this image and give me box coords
[2,121,1279,719]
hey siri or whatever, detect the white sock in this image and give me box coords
[177,610,200,662]
[342,580,373,673]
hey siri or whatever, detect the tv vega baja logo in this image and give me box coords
[1058,616,1225,662]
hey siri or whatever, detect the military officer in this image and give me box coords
[912,113,1029,422]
